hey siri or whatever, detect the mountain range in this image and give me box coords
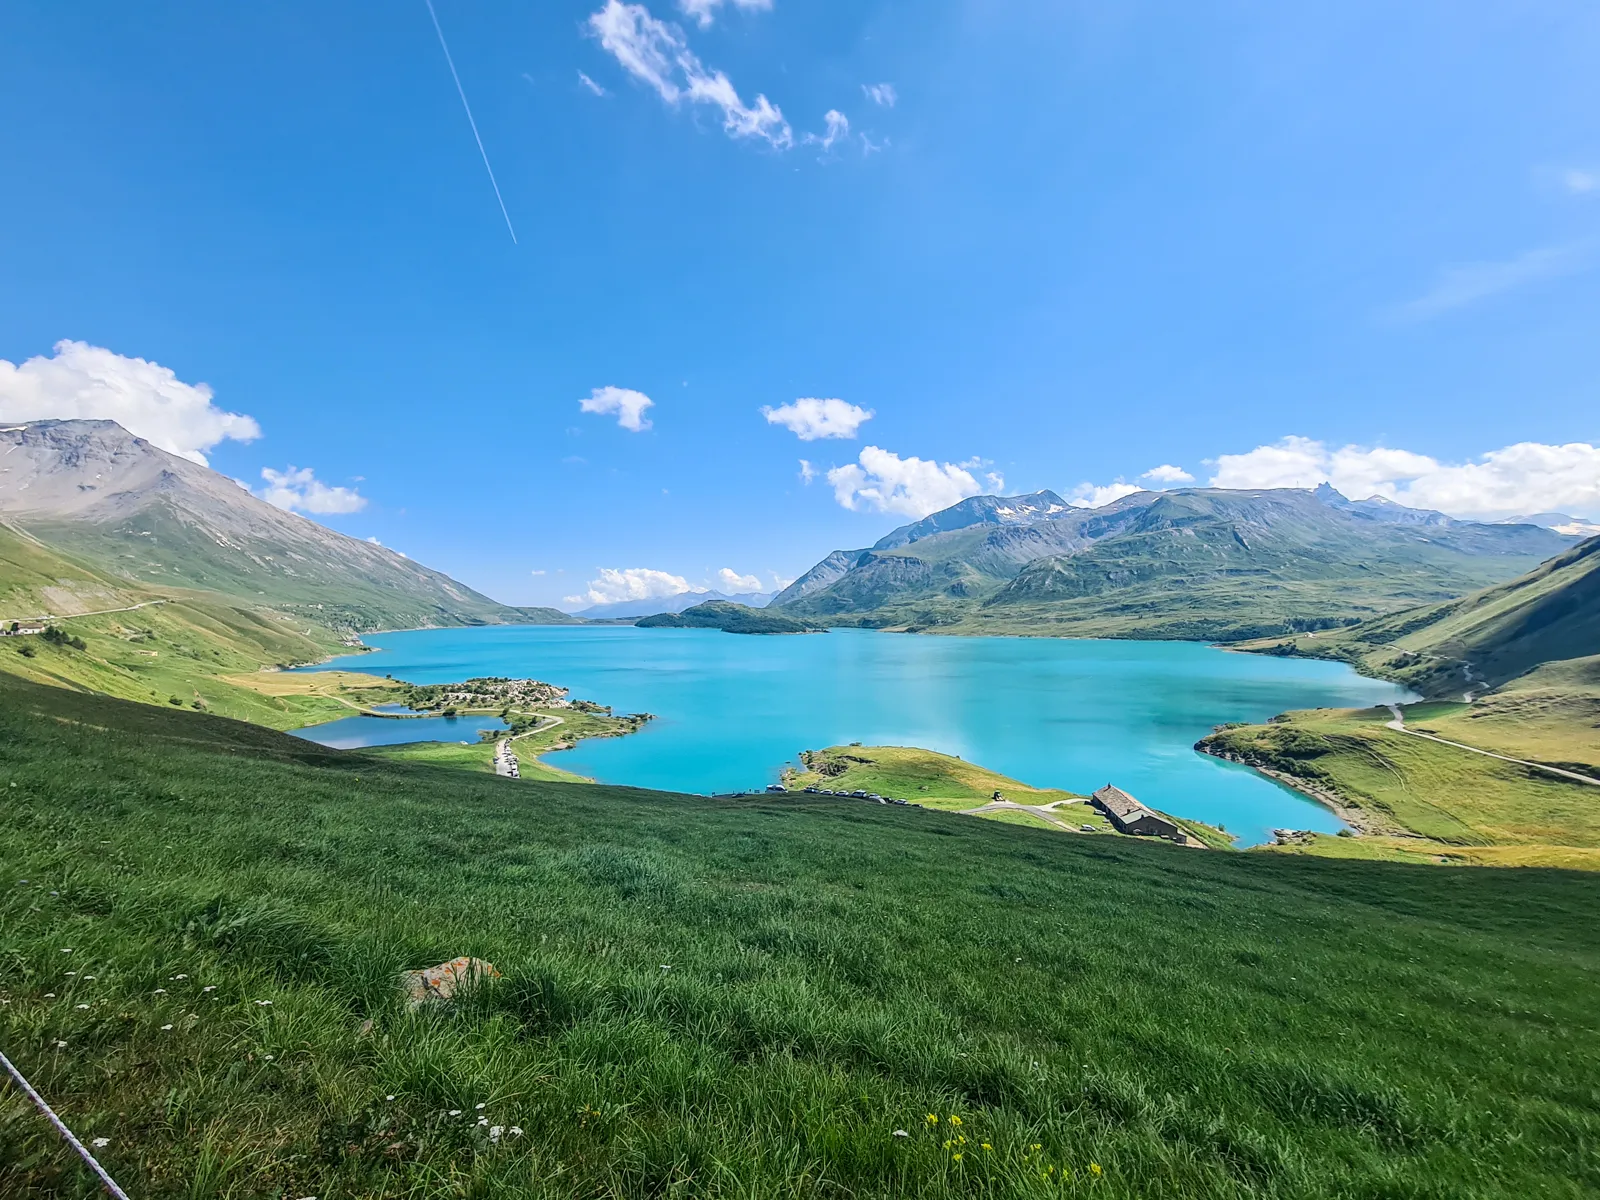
[770,484,1579,640]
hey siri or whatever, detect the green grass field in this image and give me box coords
[1202,706,1600,869]
[2,673,1598,1197]
[1407,656,1600,773]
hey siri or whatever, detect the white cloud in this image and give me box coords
[530,569,547,576]
[1392,241,1596,320]
[862,82,897,108]
[0,340,260,466]
[798,459,817,483]
[804,110,849,153]
[578,70,608,96]
[677,0,771,29]
[716,567,763,593]
[1142,464,1194,484]
[1067,481,1143,509]
[1564,168,1598,195]
[257,467,367,515]
[770,571,795,590]
[1209,435,1600,520]
[568,567,700,606]
[580,385,655,432]
[764,397,873,441]
[826,446,985,518]
[365,536,382,545]
[587,1,792,148]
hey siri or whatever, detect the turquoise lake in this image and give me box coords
[297,626,1413,846]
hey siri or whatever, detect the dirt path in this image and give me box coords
[2,598,169,624]
[510,715,564,740]
[1386,704,1600,788]
[960,799,1085,832]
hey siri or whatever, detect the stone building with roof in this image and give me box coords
[1091,784,1183,840]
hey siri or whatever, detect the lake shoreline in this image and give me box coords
[293,625,1408,845]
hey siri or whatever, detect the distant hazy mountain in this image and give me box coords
[576,589,774,621]
[1497,512,1600,537]
[771,485,1579,640]
[0,420,575,631]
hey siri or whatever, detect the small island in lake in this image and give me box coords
[636,601,827,635]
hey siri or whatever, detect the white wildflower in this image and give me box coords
[153,988,166,994]
[449,1109,462,1117]
[91,1137,110,1149]
[43,993,55,998]
[893,1129,909,1138]
[54,1040,67,1048]
[385,1095,396,1101]
[160,1024,173,1031]
[76,1003,90,1010]
[203,986,216,992]
[489,1125,505,1142]
[509,1126,524,1137]
[476,1103,486,1110]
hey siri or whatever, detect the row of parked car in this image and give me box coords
[764,783,911,806]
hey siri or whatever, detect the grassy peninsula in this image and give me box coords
[1200,705,1600,869]
[2,674,1598,1198]
[786,744,1232,847]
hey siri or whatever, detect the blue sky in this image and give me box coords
[3,0,1599,608]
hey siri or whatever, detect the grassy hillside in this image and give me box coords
[3,676,1597,1197]
[0,520,149,619]
[1200,706,1600,869]
[0,522,582,733]
[1243,536,1600,698]
[1410,655,1600,772]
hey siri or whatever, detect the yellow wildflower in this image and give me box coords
[949,1115,962,1126]
[981,1142,992,1151]
[1090,1162,1102,1177]
[1031,1143,1042,1151]
[926,1113,939,1125]
[952,1153,963,1163]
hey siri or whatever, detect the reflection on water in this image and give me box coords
[298,626,1412,845]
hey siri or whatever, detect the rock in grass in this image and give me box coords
[400,956,500,1008]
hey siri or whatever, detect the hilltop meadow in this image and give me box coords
[1,674,1597,1199]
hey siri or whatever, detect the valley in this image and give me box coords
[4,419,1600,1199]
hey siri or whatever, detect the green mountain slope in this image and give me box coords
[2,674,1597,1198]
[775,488,1575,638]
[1257,536,1600,697]
[0,420,574,633]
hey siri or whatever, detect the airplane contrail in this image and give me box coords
[422,0,518,244]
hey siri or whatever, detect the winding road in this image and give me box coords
[1385,705,1600,788]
